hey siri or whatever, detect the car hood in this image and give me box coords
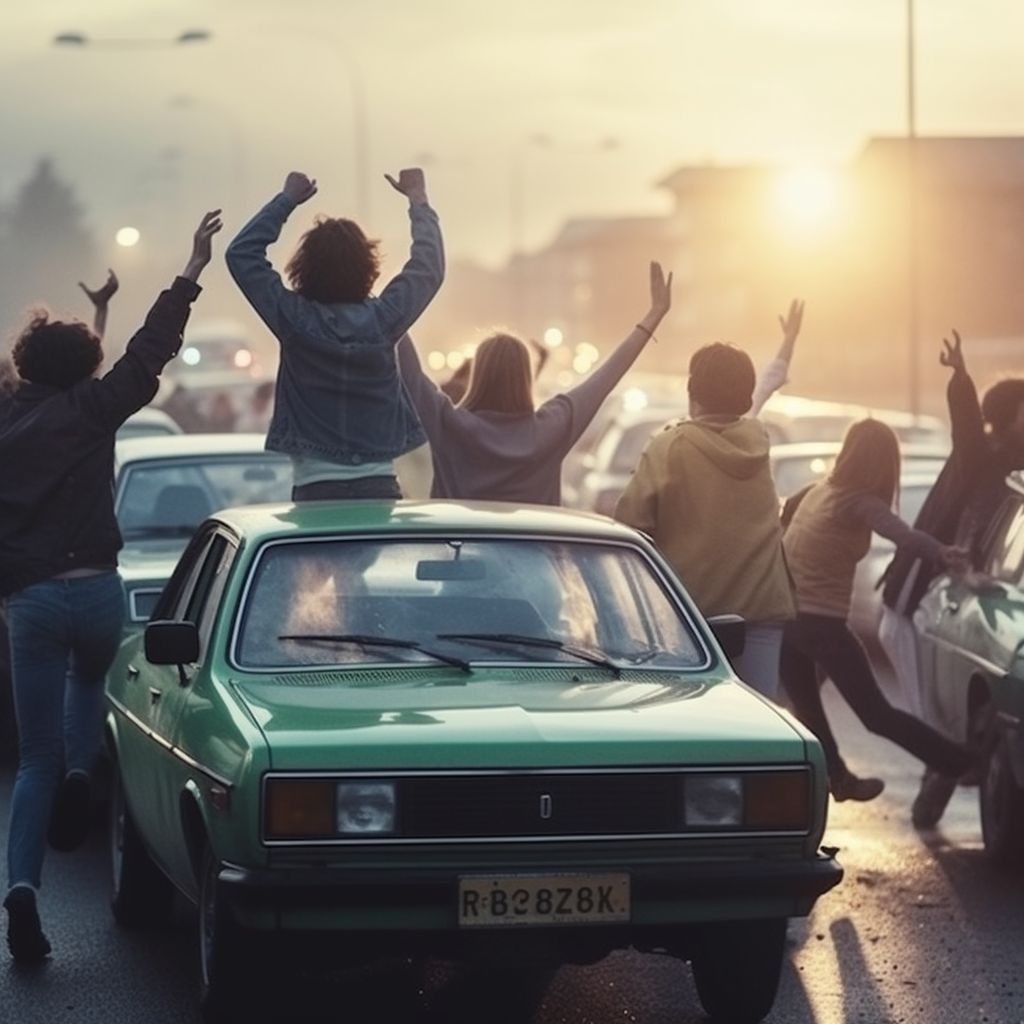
[231,671,811,769]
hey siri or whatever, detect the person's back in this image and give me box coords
[225,168,444,500]
[398,261,673,506]
[616,340,796,700]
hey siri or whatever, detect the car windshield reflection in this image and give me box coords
[235,538,708,672]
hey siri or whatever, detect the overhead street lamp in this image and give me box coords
[53,30,210,49]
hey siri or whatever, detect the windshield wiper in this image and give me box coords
[436,633,621,677]
[278,633,472,673]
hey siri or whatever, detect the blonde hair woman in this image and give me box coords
[397,262,672,505]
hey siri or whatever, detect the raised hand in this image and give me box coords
[648,261,673,318]
[78,269,119,309]
[385,168,427,204]
[182,209,224,282]
[939,329,965,373]
[282,172,318,205]
[778,298,804,346]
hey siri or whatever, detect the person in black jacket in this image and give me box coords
[0,209,222,963]
[879,331,1024,828]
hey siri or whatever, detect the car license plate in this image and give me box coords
[458,873,630,927]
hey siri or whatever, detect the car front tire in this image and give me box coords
[109,765,176,928]
[198,845,257,1024]
[689,917,787,1024]
[980,733,1024,869]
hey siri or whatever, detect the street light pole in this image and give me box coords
[906,0,921,416]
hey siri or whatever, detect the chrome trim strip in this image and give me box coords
[107,695,234,790]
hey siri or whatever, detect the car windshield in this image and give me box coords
[235,537,708,672]
[116,455,292,539]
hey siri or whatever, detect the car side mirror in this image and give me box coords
[706,614,746,660]
[145,620,200,666]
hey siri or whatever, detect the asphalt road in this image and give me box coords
[1,674,1023,1024]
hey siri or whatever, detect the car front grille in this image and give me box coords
[400,772,680,838]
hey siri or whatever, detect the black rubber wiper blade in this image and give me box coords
[436,632,621,677]
[278,634,472,673]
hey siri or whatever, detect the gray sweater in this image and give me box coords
[398,335,646,505]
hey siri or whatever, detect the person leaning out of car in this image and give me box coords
[0,209,223,964]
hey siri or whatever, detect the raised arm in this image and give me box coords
[375,168,445,339]
[939,329,986,460]
[561,261,673,424]
[751,298,803,416]
[78,269,119,340]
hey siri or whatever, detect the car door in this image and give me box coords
[117,527,238,862]
[919,494,1024,742]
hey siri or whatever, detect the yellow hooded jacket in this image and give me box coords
[615,415,796,623]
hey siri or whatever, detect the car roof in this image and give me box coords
[210,499,647,545]
[114,432,278,464]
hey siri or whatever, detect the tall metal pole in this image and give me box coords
[906,0,921,416]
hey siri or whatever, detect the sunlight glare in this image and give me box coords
[775,168,838,227]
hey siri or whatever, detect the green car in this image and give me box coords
[916,473,1024,866]
[104,500,842,1024]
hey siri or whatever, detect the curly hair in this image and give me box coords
[284,216,381,303]
[11,310,103,389]
[687,342,756,416]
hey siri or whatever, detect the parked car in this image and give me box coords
[759,393,950,449]
[915,473,1024,867]
[117,406,183,440]
[105,500,842,1023]
[771,441,947,502]
[113,433,292,627]
[564,403,682,514]
[847,461,946,644]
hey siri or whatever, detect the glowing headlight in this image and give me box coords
[337,782,396,835]
[684,774,743,827]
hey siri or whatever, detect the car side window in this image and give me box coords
[984,498,1024,584]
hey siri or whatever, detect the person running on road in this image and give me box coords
[0,209,223,963]
[780,417,975,805]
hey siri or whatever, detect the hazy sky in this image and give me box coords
[2,0,1023,279]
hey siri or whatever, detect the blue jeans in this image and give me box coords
[4,572,125,890]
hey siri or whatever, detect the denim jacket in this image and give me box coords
[225,193,444,464]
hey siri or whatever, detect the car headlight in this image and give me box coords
[684,774,743,827]
[337,782,396,834]
[682,771,810,830]
[265,778,397,840]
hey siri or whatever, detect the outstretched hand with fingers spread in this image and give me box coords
[182,209,224,282]
[78,270,119,309]
[940,329,965,374]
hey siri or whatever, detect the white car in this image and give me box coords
[114,433,293,626]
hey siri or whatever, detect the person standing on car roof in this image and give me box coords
[0,209,222,964]
[225,167,443,501]
[614,302,806,702]
[780,418,976,805]
[879,331,1024,827]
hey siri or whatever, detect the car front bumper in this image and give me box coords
[218,852,842,962]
